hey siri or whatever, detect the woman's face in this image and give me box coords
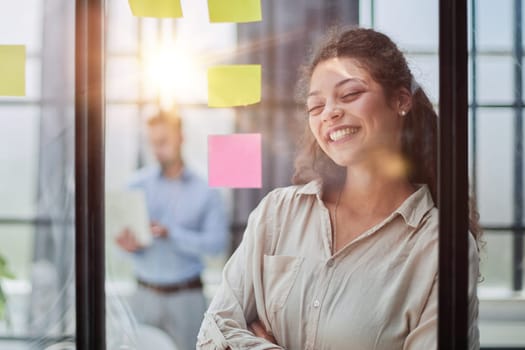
[307,57,406,168]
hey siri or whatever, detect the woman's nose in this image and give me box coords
[322,105,344,122]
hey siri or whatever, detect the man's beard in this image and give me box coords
[160,156,181,170]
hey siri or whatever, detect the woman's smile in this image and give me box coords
[326,124,362,143]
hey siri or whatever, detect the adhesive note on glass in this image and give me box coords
[0,45,25,96]
[129,0,183,18]
[208,0,262,23]
[208,134,262,188]
[208,65,261,107]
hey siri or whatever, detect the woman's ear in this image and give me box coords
[395,87,413,116]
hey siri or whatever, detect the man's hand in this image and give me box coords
[115,228,143,252]
[248,319,277,344]
[151,221,168,238]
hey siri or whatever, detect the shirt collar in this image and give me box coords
[395,184,435,228]
[295,180,435,229]
[156,165,191,182]
[295,179,323,196]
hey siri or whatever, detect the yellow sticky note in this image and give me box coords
[208,65,261,107]
[208,0,262,23]
[0,45,26,97]
[129,0,183,18]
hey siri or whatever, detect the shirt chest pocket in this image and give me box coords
[262,255,303,313]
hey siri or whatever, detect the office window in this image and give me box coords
[0,0,76,347]
[365,0,525,348]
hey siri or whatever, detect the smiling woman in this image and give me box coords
[196,27,482,350]
[294,28,439,201]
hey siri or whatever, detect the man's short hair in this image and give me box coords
[147,110,182,133]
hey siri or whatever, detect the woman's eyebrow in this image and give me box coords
[307,78,366,97]
[336,77,363,88]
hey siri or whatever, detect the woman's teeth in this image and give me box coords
[329,127,359,141]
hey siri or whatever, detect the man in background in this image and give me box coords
[115,110,228,350]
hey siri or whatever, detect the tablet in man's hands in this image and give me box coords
[106,190,153,247]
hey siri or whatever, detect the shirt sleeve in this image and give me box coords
[403,272,438,350]
[166,189,229,256]
[403,233,480,350]
[196,191,284,350]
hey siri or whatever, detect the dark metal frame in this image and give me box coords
[438,0,469,349]
[75,0,106,348]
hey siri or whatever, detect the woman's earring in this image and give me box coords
[400,110,406,116]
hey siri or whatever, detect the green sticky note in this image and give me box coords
[208,0,262,23]
[0,45,26,97]
[208,65,261,107]
[129,0,183,18]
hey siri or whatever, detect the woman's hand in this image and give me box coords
[248,319,277,344]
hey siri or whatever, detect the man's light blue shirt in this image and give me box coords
[127,166,228,285]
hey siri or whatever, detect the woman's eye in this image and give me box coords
[308,105,324,115]
[342,91,363,100]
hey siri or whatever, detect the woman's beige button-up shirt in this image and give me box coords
[197,180,480,350]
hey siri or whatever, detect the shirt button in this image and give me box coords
[327,259,334,267]
[313,300,321,308]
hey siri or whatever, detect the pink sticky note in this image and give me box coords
[208,134,262,188]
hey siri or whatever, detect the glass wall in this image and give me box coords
[364,0,525,347]
[469,0,525,347]
[363,0,524,347]
[0,0,76,349]
[103,1,237,348]
[1,0,523,349]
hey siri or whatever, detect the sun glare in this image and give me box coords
[143,41,204,109]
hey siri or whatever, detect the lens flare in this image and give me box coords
[143,41,204,109]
